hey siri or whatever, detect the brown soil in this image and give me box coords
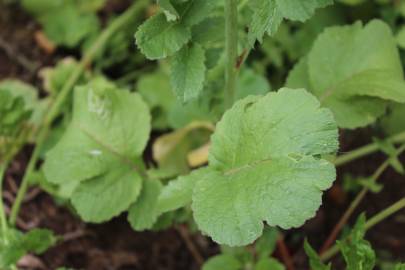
[1,1,405,270]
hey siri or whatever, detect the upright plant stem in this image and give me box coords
[0,162,9,241]
[320,196,405,261]
[320,144,405,254]
[8,0,149,226]
[334,130,405,167]
[224,0,238,109]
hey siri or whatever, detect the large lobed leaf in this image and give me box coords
[191,88,338,246]
[43,78,151,222]
[287,20,405,129]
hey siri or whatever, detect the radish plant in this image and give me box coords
[2,0,405,269]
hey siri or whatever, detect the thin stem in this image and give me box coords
[334,130,405,167]
[0,162,9,242]
[364,197,405,229]
[277,234,295,270]
[320,196,405,261]
[320,144,405,254]
[8,0,150,226]
[224,0,238,109]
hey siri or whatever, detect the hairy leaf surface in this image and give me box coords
[287,20,405,128]
[192,88,338,246]
[248,0,332,46]
[44,78,151,222]
[171,43,206,102]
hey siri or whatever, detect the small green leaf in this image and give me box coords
[255,258,285,270]
[380,104,405,135]
[304,240,331,270]
[0,229,55,269]
[255,227,279,259]
[287,20,405,129]
[137,71,176,129]
[40,5,100,47]
[40,58,87,96]
[275,0,333,22]
[192,88,338,246]
[171,43,206,102]
[337,214,376,270]
[158,0,180,21]
[248,0,283,47]
[128,179,162,231]
[202,254,242,270]
[44,78,151,222]
[176,0,218,27]
[236,68,271,101]
[0,80,40,162]
[157,168,208,214]
[135,13,191,60]
[248,0,332,46]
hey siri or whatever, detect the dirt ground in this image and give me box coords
[1,1,405,269]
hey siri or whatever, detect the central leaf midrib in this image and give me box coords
[76,123,141,174]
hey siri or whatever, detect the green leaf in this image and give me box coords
[304,240,331,270]
[380,104,405,135]
[395,263,405,270]
[135,13,191,60]
[248,0,332,46]
[202,254,242,270]
[337,214,376,270]
[248,0,283,47]
[254,258,285,270]
[158,0,180,21]
[40,5,100,47]
[0,80,40,162]
[255,227,279,259]
[40,58,87,96]
[175,0,218,27]
[287,20,405,129]
[43,78,151,222]
[192,88,338,246]
[0,229,55,269]
[275,0,334,22]
[171,43,206,102]
[128,179,162,231]
[236,68,271,101]
[136,0,217,59]
[157,168,208,214]
[137,71,176,129]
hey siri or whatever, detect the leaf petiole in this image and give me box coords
[334,130,405,167]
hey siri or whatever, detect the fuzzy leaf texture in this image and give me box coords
[171,43,206,102]
[43,78,151,222]
[0,80,40,162]
[287,20,405,129]
[202,254,242,270]
[0,229,55,269]
[304,240,331,270]
[248,0,333,47]
[337,214,376,270]
[191,88,338,246]
[135,0,217,59]
[21,0,100,47]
